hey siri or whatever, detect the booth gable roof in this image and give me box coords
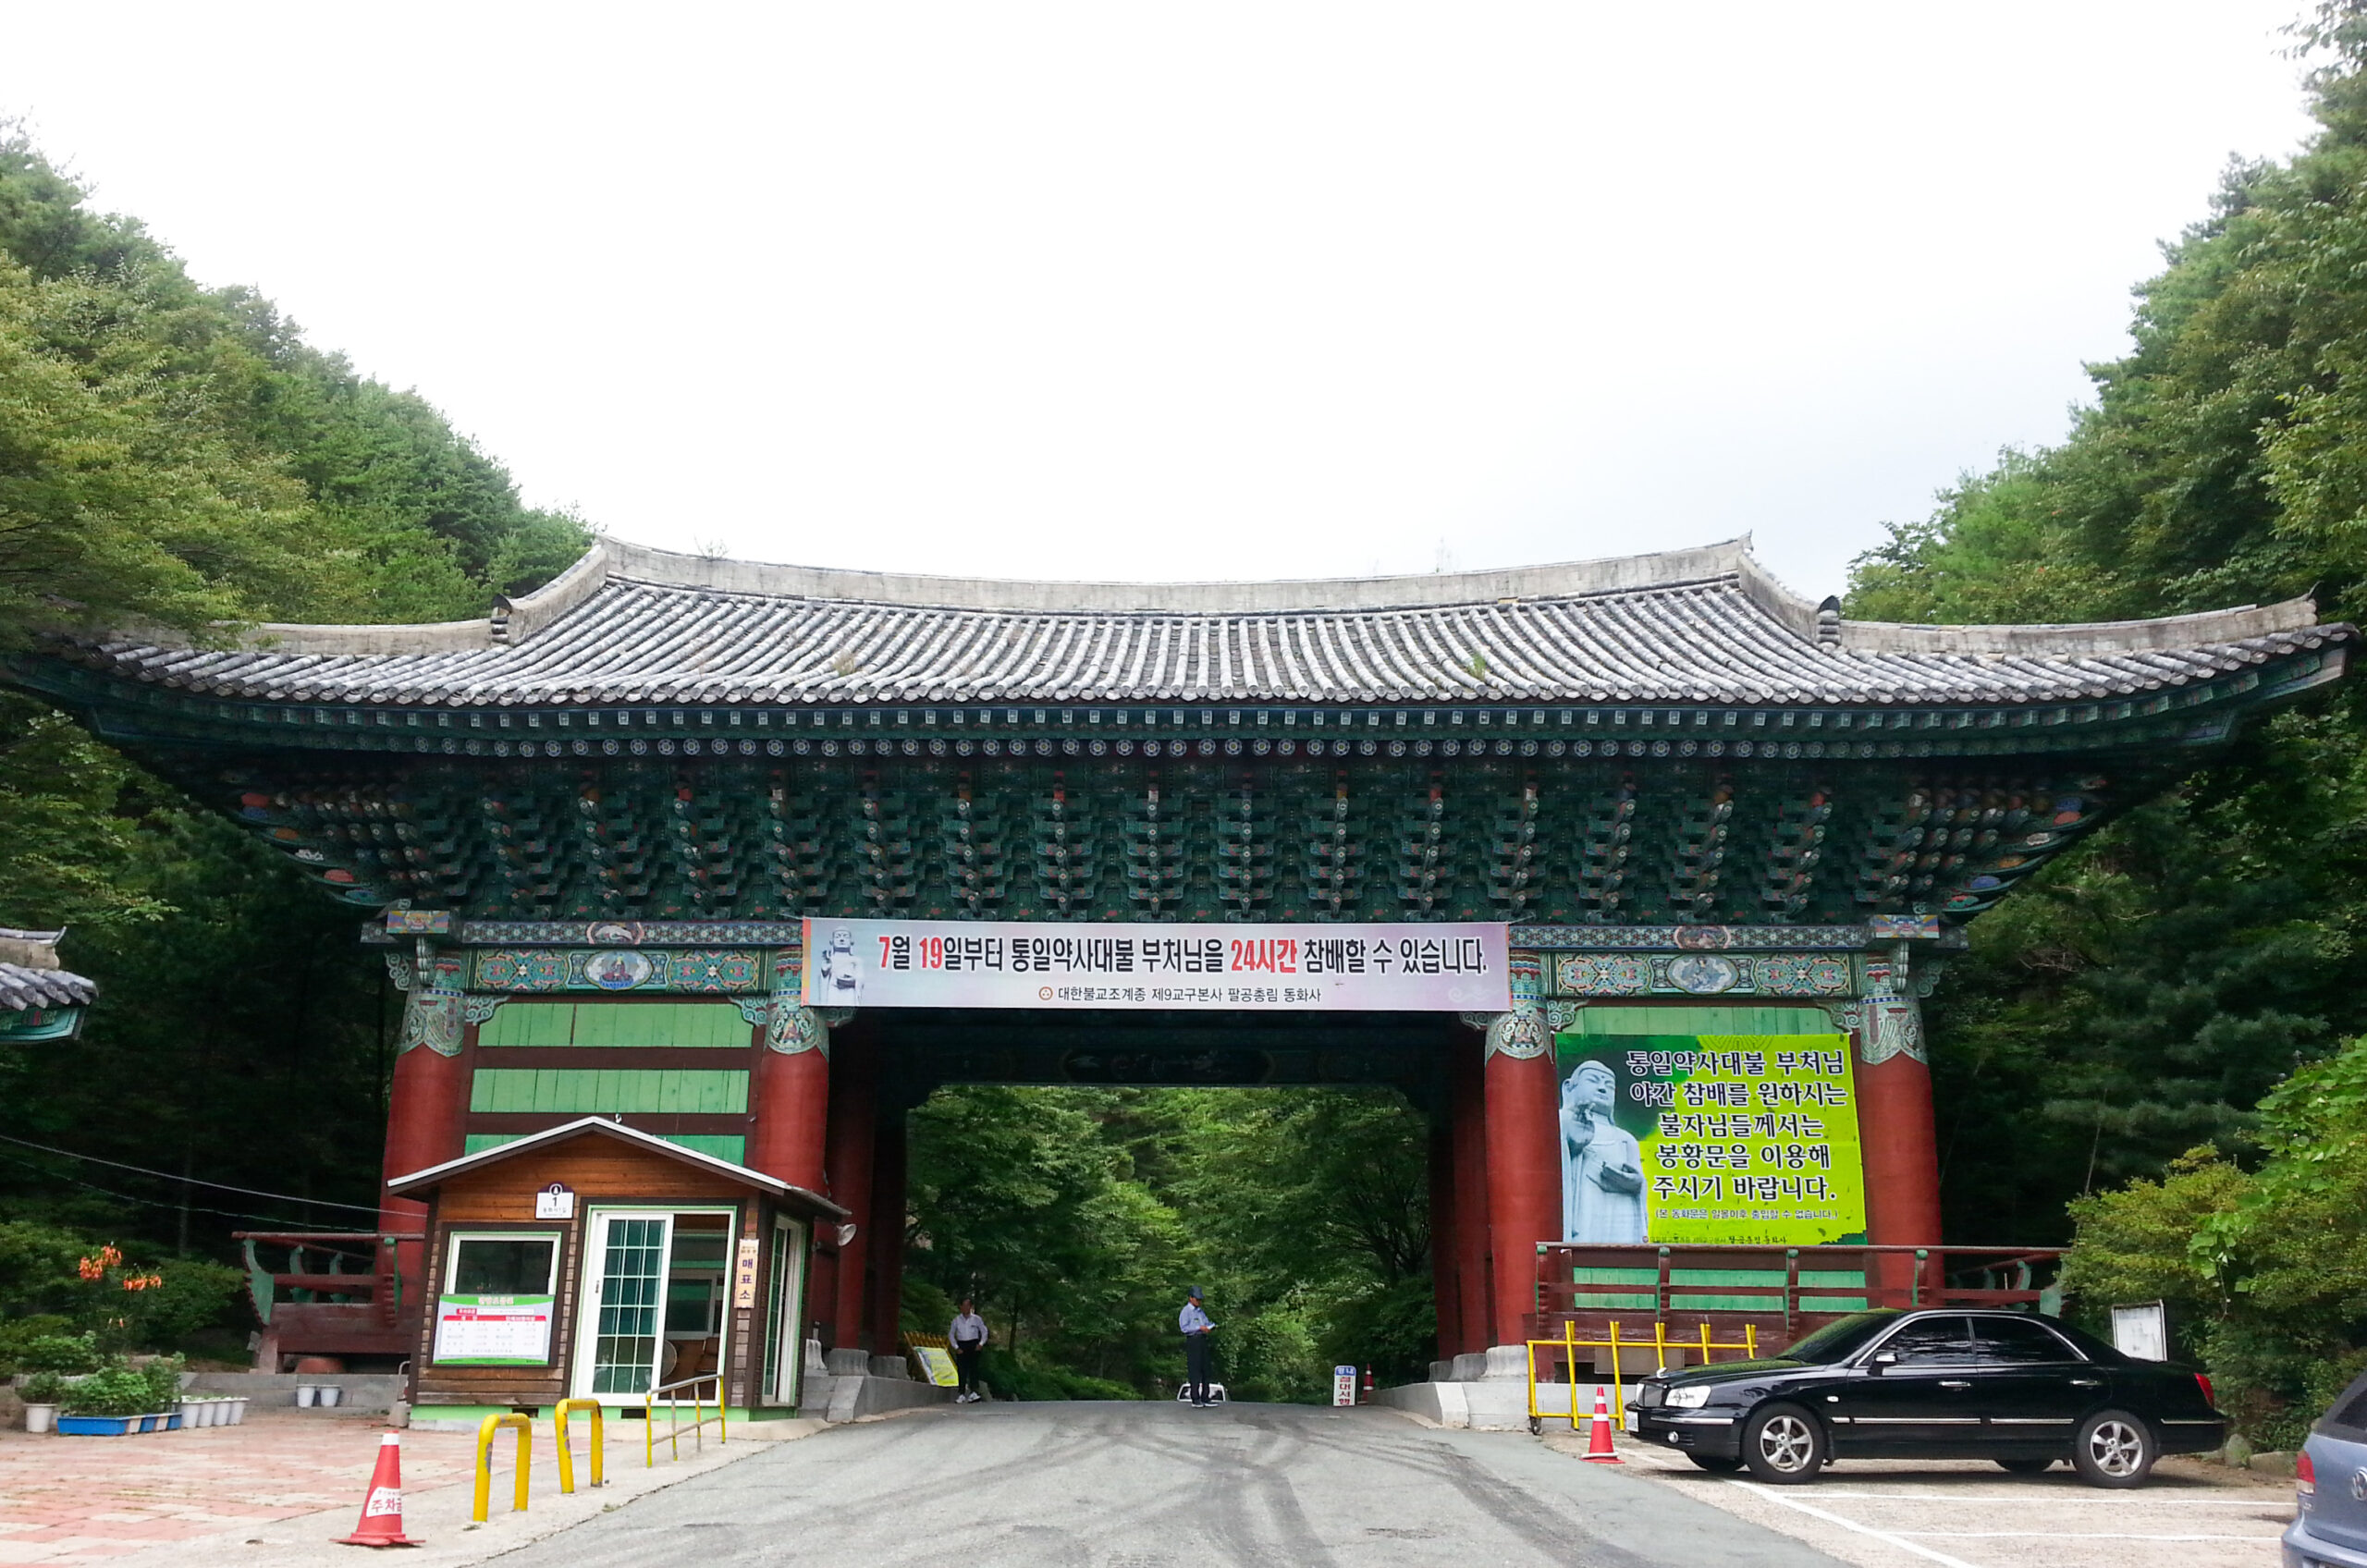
[62,536,2351,709]
[385,1116,848,1217]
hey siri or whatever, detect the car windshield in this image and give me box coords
[1776,1312,1899,1364]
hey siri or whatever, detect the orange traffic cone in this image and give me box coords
[1582,1384,1623,1464]
[339,1431,421,1548]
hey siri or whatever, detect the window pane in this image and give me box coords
[1971,1316,2078,1365]
[670,1230,729,1268]
[666,1278,716,1335]
[1879,1317,1977,1366]
[451,1238,555,1296]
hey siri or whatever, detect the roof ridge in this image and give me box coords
[597,535,1761,615]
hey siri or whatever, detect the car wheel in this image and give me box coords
[2071,1410,2157,1488]
[1741,1403,1827,1484]
[1995,1458,2054,1475]
[1687,1453,1745,1474]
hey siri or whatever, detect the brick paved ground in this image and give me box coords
[0,1405,815,1566]
[0,1409,478,1562]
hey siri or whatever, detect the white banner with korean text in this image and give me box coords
[801,919,1508,1011]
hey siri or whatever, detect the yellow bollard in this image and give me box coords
[1563,1320,1581,1433]
[554,1399,605,1494]
[1606,1321,1625,1422]
[472,1413,531,1523]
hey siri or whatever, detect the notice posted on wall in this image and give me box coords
[802,918,1508,1012]
[432,1294,555,1365]
[1555,1035,1865,1247]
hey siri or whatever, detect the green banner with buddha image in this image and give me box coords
[1555,1007,1866,1247]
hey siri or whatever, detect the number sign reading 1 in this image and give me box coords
[533,1183,575,1219]
[803,918,1508,1012]
[433,1295,555,1365]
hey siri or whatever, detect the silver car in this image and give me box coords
[2287,1369,2367,1567]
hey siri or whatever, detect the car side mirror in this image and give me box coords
[1869,1353,1897,1376]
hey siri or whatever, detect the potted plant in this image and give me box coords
[57,1366,166,1436]
[18,1372,67,1435]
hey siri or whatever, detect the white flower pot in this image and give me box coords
[24,1403,55,1435]
[295,1385,316,1408]
[317,1386,342,1407]
[227,1397,248,1425]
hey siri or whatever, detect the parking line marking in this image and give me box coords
[1778,1491,2285,1507]
[1895,1532,2284,1542]
[1735,1482,1988,1568]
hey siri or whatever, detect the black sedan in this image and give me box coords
[1627,1308,2224,1488]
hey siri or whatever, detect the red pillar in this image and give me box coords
[379,949,472,1299]
[826,1028,877,1352]
[746,964,831,1192]
[1451,1034,1492,1357]
[1482,1018,1559,1349]
[867,1115,908,1354]
[1856,994,1944,1295]
[1429,1112,1460,1363]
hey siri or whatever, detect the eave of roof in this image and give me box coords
[384,1115,847,1217]
[0,962,94,1012]
[23,535,2355,714]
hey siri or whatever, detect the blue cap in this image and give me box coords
[1187,1286,1203,1300]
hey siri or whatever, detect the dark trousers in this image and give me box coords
[1184,1333,1213,1403]
[953,1343,983,1397]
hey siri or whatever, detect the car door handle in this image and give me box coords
[2069,1378,2102,1387]
[1938,1379,1973,1389]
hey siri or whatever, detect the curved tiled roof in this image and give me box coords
[62,537,2351,710]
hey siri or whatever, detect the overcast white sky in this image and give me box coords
[0,3,2325,599]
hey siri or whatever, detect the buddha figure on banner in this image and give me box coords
[1561,1059,1647,1243]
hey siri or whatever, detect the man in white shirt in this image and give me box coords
[950,1297,987,1403]
[1179,1287,1217,1407]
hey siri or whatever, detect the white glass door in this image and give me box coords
[573,1210,674,1399]
[766,1217,810,1406]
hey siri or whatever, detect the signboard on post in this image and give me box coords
[2110,1302,2168,1361]
[1332,1366,1357,1407]
[1555,1034,1866,1247]
[803,918,1508,1012]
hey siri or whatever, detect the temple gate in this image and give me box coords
[6,536,2349,1420]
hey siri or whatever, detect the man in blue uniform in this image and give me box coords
[1179,1286,1217,1407]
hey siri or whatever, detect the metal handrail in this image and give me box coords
[1524,1317,1760,1431]
[644,1372,726,1466]
[554,1398,605,1493]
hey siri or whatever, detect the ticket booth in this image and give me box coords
[387,1117,846,1424]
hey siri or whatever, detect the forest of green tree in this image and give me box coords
[9,6,2367,1429]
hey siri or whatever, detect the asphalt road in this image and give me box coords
[486,1402,1847,1567]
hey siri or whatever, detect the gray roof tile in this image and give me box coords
[58,538,2352,710]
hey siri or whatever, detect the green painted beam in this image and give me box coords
[467,1068,749,1114]
[477,1002,750,1048]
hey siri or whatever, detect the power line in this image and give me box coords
[0,1148,337,1231]
[0,1131,380,1216]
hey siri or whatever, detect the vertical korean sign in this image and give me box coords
[1556,1034,1865,1246]
[802,919,1507,1011]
